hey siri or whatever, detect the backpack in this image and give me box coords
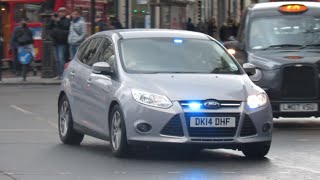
[16,28,33,46]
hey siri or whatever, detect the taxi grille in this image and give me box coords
[281,65,318,99]
[160,115,184,137]
[240,115,257,137]
[185,113,240,137]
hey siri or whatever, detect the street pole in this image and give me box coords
[145,0,151,28]
[126,0,129,28]
[90,0,96,34]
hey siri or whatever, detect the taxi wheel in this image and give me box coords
[242,141,271,159]
[58,95,84,145]
[110,105,129,157]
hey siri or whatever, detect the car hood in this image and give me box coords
[249,50,320,70]
[123,74,257,101]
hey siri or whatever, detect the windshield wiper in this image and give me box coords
[261,44,304,50]
[302,43,320,49]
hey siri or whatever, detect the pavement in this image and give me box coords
[1,85,320,180]
[0,70,61,85]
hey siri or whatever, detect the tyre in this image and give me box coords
[110,105,129,157]
[58,95,84,145]
[242,141,271,159]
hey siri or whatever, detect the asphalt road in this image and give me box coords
[0,85,320,180]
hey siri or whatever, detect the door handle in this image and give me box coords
[87,78,92,84]
[70,71,76,78]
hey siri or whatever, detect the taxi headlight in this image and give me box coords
[247,93,268,109]
[131,89,172,109]
[227,49,236,55]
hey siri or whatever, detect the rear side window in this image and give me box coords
[95,37,115,65]
[76,40,90,60]
[79,38,103,66]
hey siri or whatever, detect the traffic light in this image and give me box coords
[198,0,202,22]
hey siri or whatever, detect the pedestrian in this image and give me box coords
[219,17,238,42]
[196,20,206,33]
[10,27,21,76]
[207,17,217,38]
[49,7,70,80]
[10,19,34,76]
[95,15,111,33]
[68,9,87,59]
[111,17,123,29]
[186,18,195,31]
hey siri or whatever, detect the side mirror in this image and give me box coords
[243,63,256,76]
[92,62,112,75]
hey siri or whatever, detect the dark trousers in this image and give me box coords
[13,48,22,72]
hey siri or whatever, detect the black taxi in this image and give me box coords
[224,2,320,117]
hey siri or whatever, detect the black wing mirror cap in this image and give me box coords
[243,63,256,76]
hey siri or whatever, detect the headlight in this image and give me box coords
[131,89,172,109]
[227,49,236,55]
[247,93,268,109]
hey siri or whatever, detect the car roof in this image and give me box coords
[96,29,210,40]
[250,1,320,11]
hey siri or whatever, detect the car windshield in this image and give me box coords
[249,15,320,50]
[120,38,240,74]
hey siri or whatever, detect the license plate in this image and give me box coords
[190,117,236,128]
[280,103,318,112]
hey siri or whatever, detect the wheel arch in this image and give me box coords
[108,100,121,128]
[58,91,66,111]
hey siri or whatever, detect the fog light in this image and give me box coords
[262,123,271,133]
[137,123,152,133]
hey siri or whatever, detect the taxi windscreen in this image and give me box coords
[249,15,320,50]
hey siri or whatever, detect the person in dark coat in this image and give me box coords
[111,17,123,29]
[95,15,111,32]
[219,18,238,42]
[186,18,195,31]
[49,7,70,79]
[10,19,34,76]
[207,17,217,38]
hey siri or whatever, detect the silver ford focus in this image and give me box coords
[58,29,273,158]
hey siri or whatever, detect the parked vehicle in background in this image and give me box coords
[58,29,273,158]
[224,2,320,118]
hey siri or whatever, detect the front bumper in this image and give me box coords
[271,100,320,118]
[122,99,273,149]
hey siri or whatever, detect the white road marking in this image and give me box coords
[0,129,55,132]
[10,105,32,114]
[57,172,72,175]
[47,121,58,129]
[278,164,320,174]
[222,172,236,174]
[35,117,58,129]
[168,172,181,174]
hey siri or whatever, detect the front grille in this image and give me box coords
[180,100,241,109]
[185,113,240,137]
[282,65,318,99]
[160,115,184,137]
[240,115,257,137]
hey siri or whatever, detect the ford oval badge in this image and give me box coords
[203,100,221,109]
